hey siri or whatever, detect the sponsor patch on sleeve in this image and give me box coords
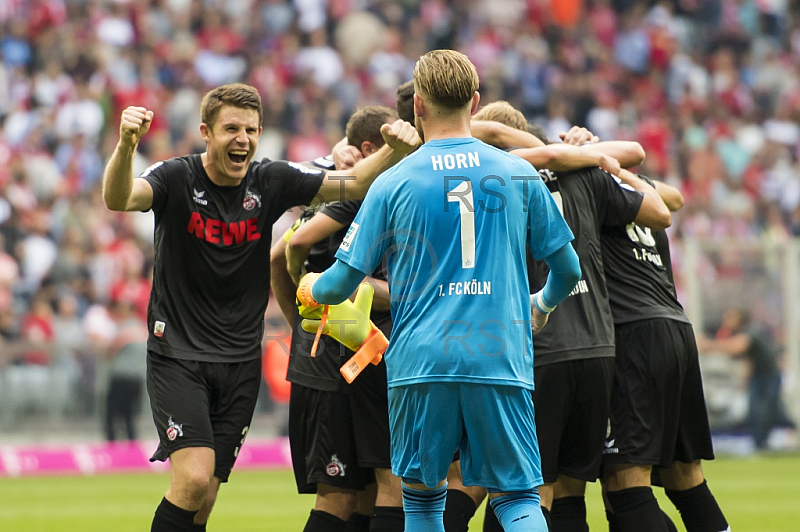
[140,161,164,178]
[340,223,359,252]
[288,161,324,175]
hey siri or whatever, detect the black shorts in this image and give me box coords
[147,352,261,482]
[604,319,715,468]
[533,357,614,483]
[289,361,391,494]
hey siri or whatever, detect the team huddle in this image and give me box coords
[102,50,730,532]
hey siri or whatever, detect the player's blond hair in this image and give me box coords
[473,101,528,132]
[413,50,479,109]
[200,83,263,128]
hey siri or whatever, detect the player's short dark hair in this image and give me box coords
[200,83,263,128]
[413,50,479,109]
[396,80,415,123]
[527,123,551,145]
[346,106,398,152]
[473,101,528,132]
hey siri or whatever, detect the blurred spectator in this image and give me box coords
[0,0,797,433]
[103,298,147,442]
[698,308,797,450]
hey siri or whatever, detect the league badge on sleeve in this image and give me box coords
[154,321,166,337]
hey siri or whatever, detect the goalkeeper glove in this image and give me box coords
[296,275,388,383]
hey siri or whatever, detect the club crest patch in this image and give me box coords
[325,454,346,477]
[243,189,262,211]
[166,417,183,441]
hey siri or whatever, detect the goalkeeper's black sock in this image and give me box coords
[304,509,348,532]
[344,512,370,532]
[192,524,207,531]
[443,489,477,532]
[482,501,503,532]
[151,497,197,532]
[551,496,589,532]
[665,480,729,532]
[370,506,404,532]
[606,487,668,532]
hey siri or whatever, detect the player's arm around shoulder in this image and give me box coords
[312,120,419,206]
[286,212,348,284]
[618,169,671,230]
[103,106,154,212]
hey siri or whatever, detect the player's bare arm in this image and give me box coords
[653,180,685,212]
[270,236,299,326]
[286,212,348,284]
[103,106,155,212]
[560,126,646,168]
[471,120,546,149]
[618,169,671,229]
[312,120,420,205]
[511,144,621,175]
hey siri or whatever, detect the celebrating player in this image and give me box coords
[101,83,419,532]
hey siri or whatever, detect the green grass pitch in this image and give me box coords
[0,453,797,531]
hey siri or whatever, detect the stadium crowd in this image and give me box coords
[0,0,798,436]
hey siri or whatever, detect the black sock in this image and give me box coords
[551,496,589,532]
[606,487,667,532]
[370,506,404,532]
[665,480,729,532]
[344,512,371,532]
[607,508,675,532]
[482,500,503,532]
[192,525,207,532]
[542,506,552,531]
[443,489,477,532]
[151,497,198,532]
[304,509,348,532]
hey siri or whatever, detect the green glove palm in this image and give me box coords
[300,283,375,352]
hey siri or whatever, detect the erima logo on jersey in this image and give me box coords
[140,161,164,178]
[340,223,359,252]
[193,188,208,205]
[288,161,324,175]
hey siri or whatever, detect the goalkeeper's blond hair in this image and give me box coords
[413,50,479,110]
[473,101,528,132]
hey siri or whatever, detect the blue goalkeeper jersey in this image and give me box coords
[335,137,573,389]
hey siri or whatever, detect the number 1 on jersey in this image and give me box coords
[447,181,476,269]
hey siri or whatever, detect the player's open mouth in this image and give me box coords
[228,151,248,164]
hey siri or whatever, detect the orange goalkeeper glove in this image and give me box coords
[296,275,388,383]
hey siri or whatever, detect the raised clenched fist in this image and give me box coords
[119,107,154,146]
[380,119,421,155]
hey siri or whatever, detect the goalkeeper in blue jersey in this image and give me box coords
[296,50,581,532]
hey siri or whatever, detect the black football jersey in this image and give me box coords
[142,154,324,362]
[287,199,392,392]
[528,167,643,367]
[601,176,688,326]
